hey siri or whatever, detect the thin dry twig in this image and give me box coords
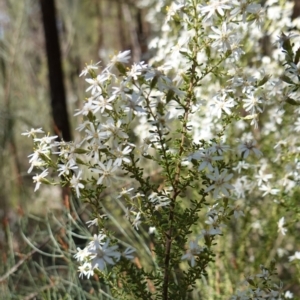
[0,248,36,283]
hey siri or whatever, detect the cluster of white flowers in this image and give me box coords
[74,232,135,278]
[137,0,300,296]
[23,0,300,297]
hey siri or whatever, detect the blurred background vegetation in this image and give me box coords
[1,0,300,299]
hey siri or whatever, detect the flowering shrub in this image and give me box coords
[23,0,300,299]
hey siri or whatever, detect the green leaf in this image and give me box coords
[116,62,127,75]
[74,148,88,154]
[205,45,211,59]
[76,157,85,165]
[286,97,300,105]
[150,76,158,90]
[295,47,300,64]
[280,32,293,54]
[280,74,294,84]
[257,74,271,87]
[166,89,175,103]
